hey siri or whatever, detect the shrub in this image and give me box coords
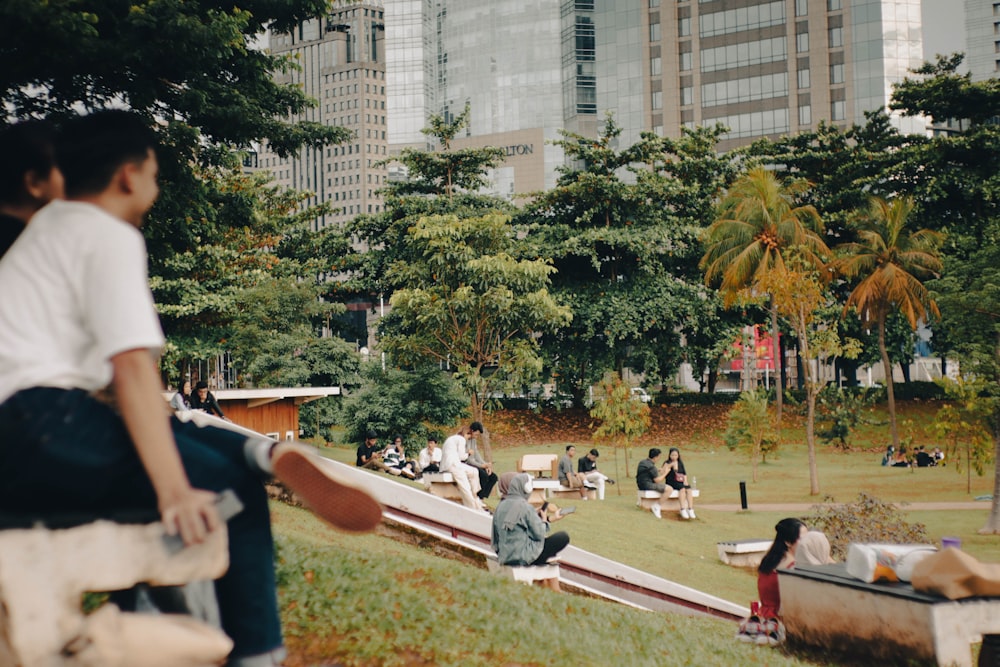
[805,492,929,560]
[656,391,741,406]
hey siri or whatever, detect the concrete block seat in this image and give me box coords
[717,538,772,568]
[422,471,464,502]
[0,501,235,666]
[485,554,561,585]
[636,488,700,512]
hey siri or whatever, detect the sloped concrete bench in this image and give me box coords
[485,554,561,591]
[636,488,700,513]
[0,505,234,667]
[780,562,1000,667]
[422,472,463,502]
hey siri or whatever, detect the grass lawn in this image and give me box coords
[277,401,997,666]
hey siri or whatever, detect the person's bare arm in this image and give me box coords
[111,348,220,545]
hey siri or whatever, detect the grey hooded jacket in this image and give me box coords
[491,473,547,566]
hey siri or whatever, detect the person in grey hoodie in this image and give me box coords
[492,473,569,568]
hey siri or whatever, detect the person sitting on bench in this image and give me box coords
[492,473,569,568]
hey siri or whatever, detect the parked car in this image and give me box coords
[631,387,652,403]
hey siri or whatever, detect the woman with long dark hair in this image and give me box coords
[664,447,696,519]
[758,518,807,615]
[739,518,807,646]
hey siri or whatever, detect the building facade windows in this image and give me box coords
[831,100,846,120]
[799,104,811,125]
[796,32,809,53]
[797,67,810,88]
[701,72,788,107]
[705,108,789,139]
[830,63,844,84]
[698,1,785,38]
[700,37,786,72]
[828,26,843,48]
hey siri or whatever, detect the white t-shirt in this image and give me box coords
[0,200,165,404]
[417,446,442,470]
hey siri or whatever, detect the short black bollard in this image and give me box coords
[739,481,748,510]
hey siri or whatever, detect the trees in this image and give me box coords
[723,389,776,483]
[521,119,736,403]
[590,373,651,487]
[831,196,944,451]
[343,105,509,300]
[379,212,571,422]
[701,167,829,423]
[152,167,357,388]
[0,0,343,154]
[1,0,360,391]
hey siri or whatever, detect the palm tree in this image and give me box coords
[831,196,944,450]
[700,167,828,424]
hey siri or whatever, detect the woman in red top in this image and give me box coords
[758,517,808,617]
[738,518,808,646]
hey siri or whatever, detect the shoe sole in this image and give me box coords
[272,447,383,533]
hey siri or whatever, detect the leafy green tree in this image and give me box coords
[723,389,777,483]
[934,377,994,495]
[888,53,1000,532]
[831,196,944,452]
[701,167,828,425]
[815,386,880,449]
[1,0,361,392]
[0,0,343,153]
[343,105,510,300]
[339,365,469,456]
[590,373,651,487]
[381,212,571,422]
[521,119,736,403]
[152,167,356,388]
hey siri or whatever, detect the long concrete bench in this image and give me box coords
[780,562,1000,667]
[636,488,700,513]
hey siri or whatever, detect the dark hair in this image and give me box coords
[365,429,378,440]
[667,447,685,475]
[57,110,157,198]
[589,448,599,457]
[427,436,438,444]
[469,421,483,434]
[759,518,807,574]
[565,445,575,452]
[0,120,58,205]
[648,448,661,459]
[195,380,209,390]
[393,434,403,442]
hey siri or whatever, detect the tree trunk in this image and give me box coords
[980,338,1000,534]
[879,310,901,451]
[770,297,783,425]
[799,306,820,495]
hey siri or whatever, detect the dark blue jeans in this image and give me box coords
[0,388,282,659]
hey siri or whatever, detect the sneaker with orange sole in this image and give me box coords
[271,444,383,533]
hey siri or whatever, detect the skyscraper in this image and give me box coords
[261,1,388,230]
[966,0,996,81]
[653,0,927,153]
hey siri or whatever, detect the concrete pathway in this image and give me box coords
[700,501,992,512]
